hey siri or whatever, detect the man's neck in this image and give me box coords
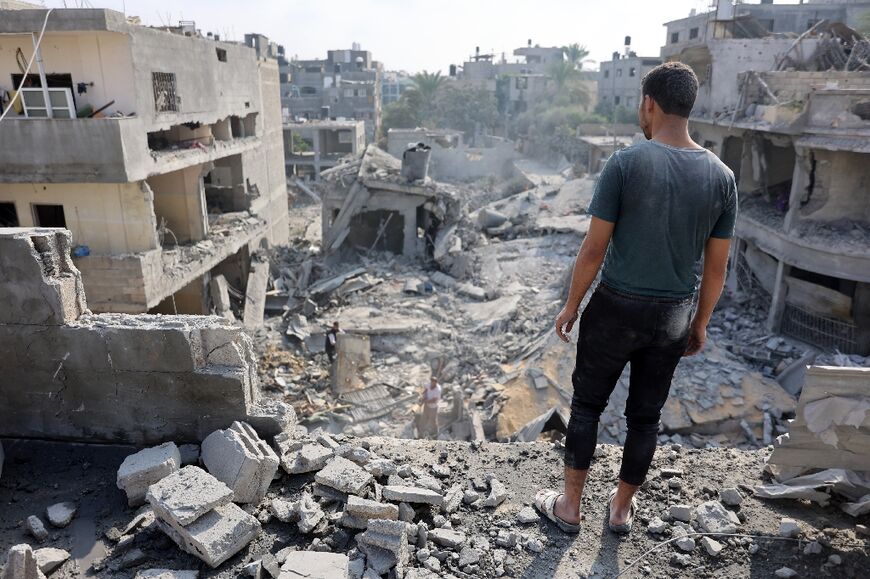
[651,118,700,149]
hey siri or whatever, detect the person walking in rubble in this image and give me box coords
[324,321,341,365]
[535,62,738,534]
[418,376,442,438]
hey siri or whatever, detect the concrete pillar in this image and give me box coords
[401,207,417,256]
[783,146,808,233]
[312,130,322,181]
[766,259,791,332]
[726,238,744,295]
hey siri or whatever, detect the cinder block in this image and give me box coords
[146,466,233,526]
[117,443,181,507]
[314,457,373,495]
[0,543,45,579]
[154,502,261,569]
[201,421,279,504]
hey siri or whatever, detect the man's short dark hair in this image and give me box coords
[641,62,698,118]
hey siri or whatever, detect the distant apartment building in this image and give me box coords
[284,119,365,180]
[598,50,662,112]
[382,71,414,106]
[668,3,870,354]
[456,42,584,116]
[279,46,383,142]
[0,8,289,314]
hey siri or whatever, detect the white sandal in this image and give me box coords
[534,489,582,534]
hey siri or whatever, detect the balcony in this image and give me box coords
[737,201,870,283]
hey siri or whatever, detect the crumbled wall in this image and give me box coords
[0,228,269,445]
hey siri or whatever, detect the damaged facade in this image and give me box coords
[0,8,288,314]
[284,119,365,180]
[279,47,383,142]
[674,14,870,354]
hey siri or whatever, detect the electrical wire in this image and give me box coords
[0,8,54,124]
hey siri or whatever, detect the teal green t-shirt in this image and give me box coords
[588,140,738,298]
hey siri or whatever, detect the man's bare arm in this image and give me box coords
[555,217,615,342]
[685,237,731,356]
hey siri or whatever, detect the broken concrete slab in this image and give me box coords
[382,485,444,507]
[201,421,279,504]
[1,544,46,579]
[45,502,76,528]
[314,457,373,495]
[278,552,349,579]
[33,548,69,575]
[430,528,466,549]
[117,442,181,507]
[695,501,740,534]
[146,466,233,527]
[154,502,261,569]
[346,496,399,521]
[279,441,334,475]
[134,571,199,579]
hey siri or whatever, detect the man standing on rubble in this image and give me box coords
[324,321,341,365]
[418,376,442,438]
[535,62,737,534]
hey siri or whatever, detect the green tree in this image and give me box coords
[411,70,445,122]
[432,85,498,137]
[548,60,579,92]
[382,89,423,133]
[562,43,590,70]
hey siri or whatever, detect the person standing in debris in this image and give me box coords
[324,321,341,364]
[535,62,737,534]
[419,376,442,438]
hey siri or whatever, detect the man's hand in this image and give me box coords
[555,306,579,343]
[684,320,707,356]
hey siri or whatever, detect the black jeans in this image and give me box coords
[564,284,694,486]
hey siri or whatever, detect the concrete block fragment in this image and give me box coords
[719,487,743,507]
[347,496,399,521]
[695,501,740,534]
[201,421,279,504]
[779,517,801,538]
[246,400,297,440]
[33,548,70,575]
[314,457,373,495]
[443,484,463,514]
[701,537,724,557]
[313,484,348,503]
[134,571,199,579]
[356,519,409,574]
[430,528,466,549]
[146,466,233,527]
[117,443,181,507]
[1,544,46,579]
[366,459,398,478]
[155,502,261,569]
[278,552,348,579]
[669,504,692,522]
[382,485,444,506]
[516,506,539,524]
[269,499,298,523]
[280,443,333,475]
[338,511,368,530]
[482,475,507,508]
[296,493,325,534]
[45,502,76,528]
[25,516,48,542]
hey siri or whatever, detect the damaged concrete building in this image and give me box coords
[280,46,383,142]
[283,119,365,180]
[386,128,519,182]
[317,145,463,257]
[669,10,870,354]
[0,8,289,314]
[0,227,291,445]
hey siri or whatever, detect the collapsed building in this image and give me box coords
[0,8,289,314]
[675,18,870,354]
[386,128,519,182]
[316,145,463,257]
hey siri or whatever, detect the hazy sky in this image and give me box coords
[42,1,797,72]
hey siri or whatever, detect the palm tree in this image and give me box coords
[411,70,445,124]
[548,60,578,92]
[562,43,590,70]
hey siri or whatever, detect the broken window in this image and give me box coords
[629,67,636,77]
[300,86,317,95]
[689,27,699,39]
[614,96,621,105]
[604,70,610,79]
[32,204,66,228]
[616,68,623,77]
[152,72,178,112]
[670,31,680,44]
[0,202,19,227]
[216,48,227,62]
[515,77,528,90]
[344,88,355,98]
